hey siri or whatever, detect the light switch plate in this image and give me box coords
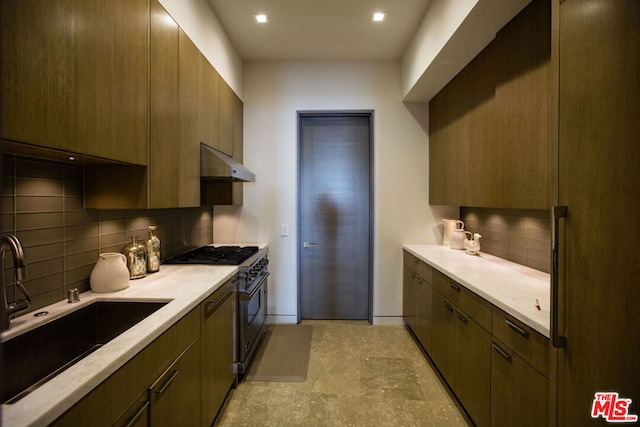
[280,224,288,236]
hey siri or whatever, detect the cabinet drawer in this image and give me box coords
[491,306,549,377]
[433,270,491,331]
[403,250,432,284]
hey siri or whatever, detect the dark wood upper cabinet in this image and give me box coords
[178,29,202,208]
[149,0,180,208]
[429,0,552,209]
[199,56,220,152]
[1,0,149,166]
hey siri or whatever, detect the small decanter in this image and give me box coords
[145,226,161,273]
[122,236,147,279]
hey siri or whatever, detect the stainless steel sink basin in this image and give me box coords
[1,301,167,404]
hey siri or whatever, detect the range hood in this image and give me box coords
[200,143,255,182]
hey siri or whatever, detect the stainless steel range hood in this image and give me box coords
[200,143,255,182]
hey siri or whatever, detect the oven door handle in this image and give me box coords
[240,272,269,301]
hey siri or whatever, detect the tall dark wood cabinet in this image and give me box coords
[554,0,640,424]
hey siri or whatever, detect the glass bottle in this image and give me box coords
[145,225,161,273]
[122,236,147,279]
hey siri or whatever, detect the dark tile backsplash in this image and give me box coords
[461,207,551,273]
[1,154,213,313]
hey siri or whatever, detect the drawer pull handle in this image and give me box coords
[122,401,150,427]
[412,256,419,263]
[443,300,454,312]
[449,282,461,292]
[409,271,416,279]
[492,342,512,361]
[505,319,529,338]
[456,312,468,323]
[151,369,179,395]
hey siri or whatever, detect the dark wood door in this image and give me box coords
[299,114,371,320]
[557,0,640,424]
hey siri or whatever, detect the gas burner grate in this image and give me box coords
[164,246,259,265]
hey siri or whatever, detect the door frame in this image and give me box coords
[296,110,374,324]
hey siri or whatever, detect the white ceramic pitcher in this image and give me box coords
[90,253,130,293]
[442,219,464,246]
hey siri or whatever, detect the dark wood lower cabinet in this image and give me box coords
[149,337,202,427]
[491,339,548,427]
[403,250,548,427]
[430,290,456,386]
[201,280,237,426]
[455,310,491,427]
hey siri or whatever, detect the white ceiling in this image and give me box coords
[207,0,432,61]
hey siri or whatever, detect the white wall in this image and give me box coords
[158,0,243,97]
[214,60,447,324]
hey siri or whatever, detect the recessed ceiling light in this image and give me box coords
[255,14,268,24]
[372,12,386,22]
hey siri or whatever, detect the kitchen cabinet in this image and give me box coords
[1,0,149,166]
[201,277,237,426]
[427,89,452,205]
[201,87,246,206]
[402,251,433,352]
[428,0,552,209]
[430,288,456,386]
[402,256,418,334]
[178,28,202,208]
[149,0,180,209]
[218,80,235,156]
[455,307,491,427]
[1,0,75,153]
[554,0,640,424]
[490,307,548,427]
[149,336,202,427]
[200,56,220,151]
[432,270,491,427]
[52,308,200,426]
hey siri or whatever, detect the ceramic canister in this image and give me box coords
[90,253,130,293]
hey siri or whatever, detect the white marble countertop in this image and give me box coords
[1,263,239,427]
[403,244,550,338]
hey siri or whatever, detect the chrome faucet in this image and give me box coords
[1,234,31,331]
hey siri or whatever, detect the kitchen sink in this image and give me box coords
[1,301,167,404]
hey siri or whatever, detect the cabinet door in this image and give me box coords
[428,88,451,205]
[490,0,551,208]
[1,0,76,151]
[402,267,418,333]
[454,309,491,427]
[200,56,220,150]
[149,0,179,208]
[430,289,455,386]
[75,0,149,165]
[491,339,548,427]
[178,29,202,207]
[201,283,237,426]
[557,0,640,424]
[218,79,234,156]
[415,274,432,352]
[149,336,202,427]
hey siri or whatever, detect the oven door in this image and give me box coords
[238,271,268,374]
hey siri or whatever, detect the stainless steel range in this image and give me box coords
[164,245,269,375]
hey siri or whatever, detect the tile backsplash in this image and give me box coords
[461,207,550,273]
[1,154,213,313]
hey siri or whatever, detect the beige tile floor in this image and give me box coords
[215,320,471,427]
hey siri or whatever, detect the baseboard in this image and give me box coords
[266,315,297,324]
[373,316,405,326]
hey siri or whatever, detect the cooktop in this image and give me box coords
[163,246,259,266]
